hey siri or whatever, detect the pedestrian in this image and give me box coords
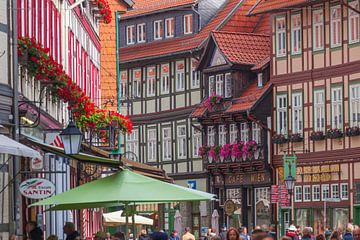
[25,221,43,240]
[330,231,341,240]
[150,232,168,240]
[47,235,58,240]
[240,227,250,240]
[286,225,299,240]
[302,227,313,240]
[169,230,179,240]
[268,225,277,240]
[344,225,354,240]
[220,228,227,240]
[182,227,195,240]
[140,229,150,240]
[353,228,360,240]
[227,227,240,240]
[63,222,80,240]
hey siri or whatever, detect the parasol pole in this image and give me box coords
[132,203,136,240]
[125,203,129,240]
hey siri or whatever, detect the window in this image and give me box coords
[332,184,340,199]
[350,85,360,127]
[177,126,187,159]
[230,124,237,144]
[295,186,302,202]
[312,185,320,201]
[341,183,349,200]
[252,123,261,144]
[191,59,200,88]
[216,74,224,96]
[209,76,215,95]
[120,71,127,99]
[291,14,302,54]
[208,126,215,146]
[257,73,263,88]
[276,17,286,57]
[147,66,156,97]
[154,20,162,40]
[277,95,287,135]
[349,1,360,44]
[126,130,138,161]
[292,93,303,134]
[133,69,141,98]
[313,9,324,51]
[314,90,325,132]
[303,186,311,202]
[126,25,135,45]
[137,23,146,43]
[331,87,343,129]
[322,184,330,200]
[176,61,185,91]
[193,127,202,158]
[162,128,172,160]
[330,6,342,47]
[225,73,232,97]
[147,129,157,162]
[219,125,226,146]
[240,123,249,142]
[184,14,193,34]
[165,18,174,38]
[161,64,169,94]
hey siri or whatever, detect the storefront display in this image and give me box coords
[313,209,330,235]
[295,209,311,230]
[333,208,349,230]
[255,187,271,227]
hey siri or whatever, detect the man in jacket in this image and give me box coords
[25,221,43,240]
[63,222,80,240]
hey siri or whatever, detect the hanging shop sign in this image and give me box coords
[224,200,236,216]
[19,178,55,199]
[31,157,43,170]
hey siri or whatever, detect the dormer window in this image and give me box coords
[137,23,146,43]
[257,73,263,88]
[126,25,135,45]
[154,20,162,40]
[184,14,193,34]
[165,18,174,38]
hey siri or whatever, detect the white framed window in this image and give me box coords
[313,9,324,51]
[330,6,342,48]
[240,123,249,142]
[216,74,224,96]
[209,76,215,95]
[312,185,321,201]
[161,64,170,94]
[162,128,172,160]
[219,125,227,146]
[207,126,215,146]
[126,25,135,45]
[252,123,261,144]
[292,92,303,134]
[225,73,232,97]
[257,73,263,88]
[176,61,185,91]
[165,18,174,38]
[350,84,360,127]
[314,89,325,132]
[153,20,162,40]
[341,183,349,200]
[331,184,340,199]
[191,59,200,88]
[277,95,287,135]
[133,69,141,98]
[276,16,286,57]
[147,129,157,162]
[147,66,156,97]
[229,124,237,144]
[322,184,330,200]
[177,126,187,159]
[295,186,302,202]
[120,71,127,99]
[193,126,202,158]
[349,1,360,44]
[137,23,146,43]
[331,87,343,129]
[291,14,302,54]
[303,185,311,202]
[184,14,193,34]
[126,130,138,161]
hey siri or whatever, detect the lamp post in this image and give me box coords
[60,120,82,155]
[284,175,296,224]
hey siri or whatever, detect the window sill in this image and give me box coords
[330,45,342,51]
[275,55,287,61]
[348,41,360,48]
[291,53,302,58]
[313,49,325,54]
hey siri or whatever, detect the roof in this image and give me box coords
[121,0,196,19]
[120,0,264,63]
[248,0,308,15]
[212,31,270,66]
[190,81,271,118]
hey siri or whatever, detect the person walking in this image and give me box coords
[182,227,195,240]
[286,225,299,240]
[344,227,354,240]
[220,228,227,240]
[25,221,43,240]
[302,227,313,240]
[226,228,240,240]
[170,230,180,240]
[63,222,80,240]
[139,229,150,240]
[240,227,250,240]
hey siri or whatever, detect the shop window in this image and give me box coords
[322,184,330,200]
[255,187,271,227]
[229,124,238,144]
[227,188,242,204]
[332,184,340,199]
[295,209,311,231]
[330,6,342,48]
[341,183,349,200]
[303,185,311,202]
[349,1,360,44]
[312,185,320,201]
[276,16,286,57]
[207,126,215,146]
[294,186,302,202]
[219,125,226,146]
[333,208,349,232]
[313,208,329,235]
[356,183,360,203]
[291,14,302,54]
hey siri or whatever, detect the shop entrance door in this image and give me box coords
[280,209,291,236]
[354,206,360,226]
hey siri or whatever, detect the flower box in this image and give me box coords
[231,141,245,161]
[244,141,258,159]
[220,144,232,162]
[326,128,343,139]
[198,145,210,160]
[204,95,222,110]
[310,131,326,141]
[209,145,221,163]
[346,126,360,137]
[288,133,303,143]
[272,134,288,144]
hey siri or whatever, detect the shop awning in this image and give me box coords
[0,134,42,159]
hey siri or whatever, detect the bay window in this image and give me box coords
[313,9,324,51]
[331,87,343,130]
[176,61,185,91]
[147,66,156,97]
[350,85,360,127]
[208,126,215,146]
[147,129,157,162]
[314,90,325,132]
[330,6,342,48]
[177,126,187,159]
[277,95,287,135]
[349,1,360,44]
[216,74,224,96]
[276,16,286,57]
[292,92,303,134]
[219,125,226,146]
[291,14,302,54]
[161,64,169,94]
[162,128,172,160]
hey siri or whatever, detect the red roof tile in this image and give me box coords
[249,0,307,15]
[212,31,270,66]
[122,0,196,19]
[120,0,264,63]
[190,105,207,118]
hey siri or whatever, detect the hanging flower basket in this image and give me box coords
[326,128,343,139]
[272,134,288,144]
[310,131,325,141]
[288,133,303,143]
[346,126,360,137]
[94,0,112,24]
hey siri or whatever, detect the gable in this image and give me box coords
[210,47,227,67]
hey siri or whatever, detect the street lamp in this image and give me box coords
[285,175,296,224]
[60,120,82,155]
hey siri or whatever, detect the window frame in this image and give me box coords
[341,183,349,200]
[313,9,324,51]
[330,5,342,48]
[292,92,303,135]
[331,184,340,199]
[132,69,141,98]
[162,127,172,161]
[229,124,237,144]
[147,129,157,162]
[153,20,162,40]
[303,185,311,202]
[175,61,185,91]
[291,13,302,55]
[165,18,174,38]
[207,126,215,147]
[126,129,139,161]
[331,86,343,130]
[322,184,330,201]
[215,74,224,97]
[219,125,227,146]
[312,185,321,202]
[192,126,202,158]
[350,84,360,127]
[240,123,249,142]
[126,25,135,45]
[209,76,215,95]
[161,64,170,94]
[146,66,156,97]
[137,23,146,43]
[276,94,288,135]
[191,59,200,88]
[314,89,326,132]
[177,126,187,159]
[348,1,360,44]
[275,16,287,57]
[184,14,193,35]
[294,186,302,202]
[252,122,261,144]
[225,73,232,98]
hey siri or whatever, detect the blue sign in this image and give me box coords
[187,180,196,189]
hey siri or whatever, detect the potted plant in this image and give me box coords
[204,94,222,110]
[346,126,360,137]
[198,145,210,160]
[220,144,232,162]
[244,141,258,160]
[209,145,221,163]
[231,141,244,161]
[326,128,343,139]
[272,134,288,144]
[310,131,326,141]
[288,133,303,143]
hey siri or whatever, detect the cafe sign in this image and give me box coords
[224,200,236,216]
[20,178,55,199]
